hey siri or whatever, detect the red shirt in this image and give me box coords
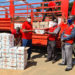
[48,26,57,41]
[48,2,56,9]
[11,29,21,38]
[21,21,32,40]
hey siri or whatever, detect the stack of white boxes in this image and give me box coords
[17,47,27,70]
[0,33,28,70]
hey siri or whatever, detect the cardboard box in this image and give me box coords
[40,22,49,29]
[2,58,10,62]
[10,67,16,70]
[9,62,17,67]
[14,23,22,29]
[17,62,27,70]
[0,50,2,57]
[1,48,9,53]
[17,54,27,63]
[0,63,3,69]
[17,47,28,55]
[33,22,40,29]
[0,42,1,48]
[0,34,2,41]
[9,53,17,58]
[35,29,45,34]
[9,47,17,53]
[0,57,2,62]
[2,52,9,58]
[9,57,16,63]
[2,62,9,69]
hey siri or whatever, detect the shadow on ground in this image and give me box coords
[26,60,37,69]
[32,46,62,62]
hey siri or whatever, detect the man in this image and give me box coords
[59,17,75,71]
[21,16,34,60]
[45,17,60,63]
[42,0,57,21]
[11,27,22,46]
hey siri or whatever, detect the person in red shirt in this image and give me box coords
[45,17,59,63]
[42,0,58,21]
[21,16,34,60]
[11,27,22,46]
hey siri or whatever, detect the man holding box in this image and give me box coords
[45,17,60,63]
[21,16,34,60]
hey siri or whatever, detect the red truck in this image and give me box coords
[0,0,74,47]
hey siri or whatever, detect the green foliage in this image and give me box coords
[69,2,73,13]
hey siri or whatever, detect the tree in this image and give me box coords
[69,2,73,14]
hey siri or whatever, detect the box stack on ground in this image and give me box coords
[0,33,28,70]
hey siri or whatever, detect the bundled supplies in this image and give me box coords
[1,33,14,48]
[0,47,28,70]
[0,33,28,70]
[34,29,45,34]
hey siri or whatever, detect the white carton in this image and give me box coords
[14,23,22,29]
[0,34,2,41]
[0,50,2,57]
[17,62,27,70]
[9,57,16,62]
[2,62,9,69]
[0,62,3,69]
[17,54,27,63]
[9,62,17,67]
[10,67,16,70]
[2,52,9,58]
[3,65,10,69]
[2,58,10,62]
[9,53,17,58]
[9,47,17,53]
[0,58,3,63]
[35,29,45,34]
[1,48,9,53]
[17,47,27,54]
[0,42,1,48]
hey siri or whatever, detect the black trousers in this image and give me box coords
[47,40,57,60]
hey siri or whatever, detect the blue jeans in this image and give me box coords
[22,39,32,60]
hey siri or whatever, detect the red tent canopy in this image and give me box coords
[71,0,75,15]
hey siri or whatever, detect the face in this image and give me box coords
[27,18,31,22]
[67,19,72,25]
[16,27,20,33]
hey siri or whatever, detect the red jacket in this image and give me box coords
[21,21,32,40]
[58,22,68,38]
[48,25,57,41]
[63,24,75,44]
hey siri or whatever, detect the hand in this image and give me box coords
[22,29,25,32]
[44,31,48,34]
[33,30,36,33]
[61,39,64,42]
[61,41,65,47]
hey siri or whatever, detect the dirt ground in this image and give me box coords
[0,49,75,75]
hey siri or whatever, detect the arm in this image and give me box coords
[47,27,61,35]
[23,29,34,32]
[62,28,75,41]
[22,22,34,33]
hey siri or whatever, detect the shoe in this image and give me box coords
[65,68,72,71]
[58,63,66,66]
[45,59,52,62]
[52,60,56,64]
